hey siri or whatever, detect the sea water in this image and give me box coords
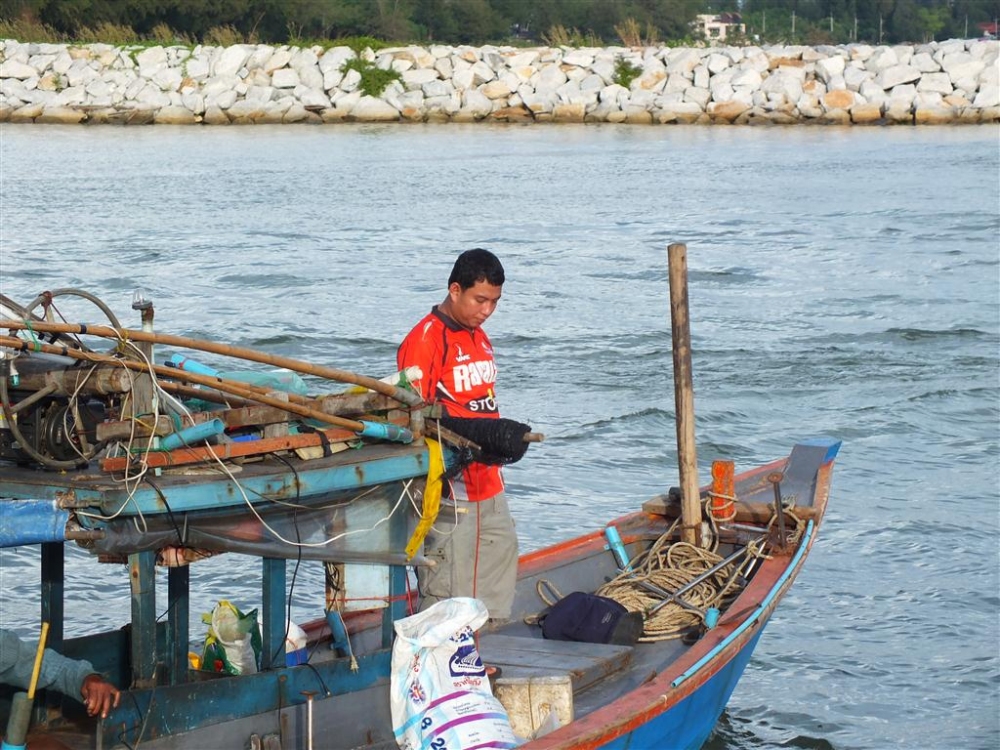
[0,123,997,750]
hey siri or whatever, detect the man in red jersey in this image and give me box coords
[397,248,517,621]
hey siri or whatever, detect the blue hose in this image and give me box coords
[159,418,226,451]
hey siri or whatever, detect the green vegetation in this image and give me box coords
[1,0,997,48]
[340,57,402,97]
[613,57,644,89]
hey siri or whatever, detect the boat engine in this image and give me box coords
[0,354,110,468]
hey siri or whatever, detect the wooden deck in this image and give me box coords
[478,634,634,693]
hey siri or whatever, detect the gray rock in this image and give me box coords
[732,68,763,88]
[693,65,709,90]
[54,86,86,106]
[226,99,265,122]
[152,67,182,92]
[136,46,167,70]
[0,60,38,79]
[207,89,238,110]
[297,86,331,109]
[562,50,594,67]
[459,88,493,118]
[246,85,275,103]
[684,86,711,108]
[246,45,275,71]
[182,92,205,114]
[36,105,86,123]
[201,105,228,124]
[272,68,299,89]
[917,72,954,94]
[11,103,43,121]
[349,95,399,121]
[875,65,921,90]
[214,45,252,78]
[973,81,1000,108]
[340,68,362,93]
[154,105,198,124]
[422,79,452,98]
[403,68,439,89]
[665,48,701,77]
[319,47,354,76]
[911,52,940,73]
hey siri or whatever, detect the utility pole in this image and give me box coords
[792,10,796,39]
[879,14,883,44]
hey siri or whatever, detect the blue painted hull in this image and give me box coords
[598,627,766,750]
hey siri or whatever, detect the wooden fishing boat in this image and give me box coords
[0,255,840,750]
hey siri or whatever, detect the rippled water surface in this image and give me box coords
[1,123,998,750]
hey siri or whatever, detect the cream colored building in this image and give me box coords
[696,13,746,42]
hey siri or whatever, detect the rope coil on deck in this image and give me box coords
[595,498,808,642]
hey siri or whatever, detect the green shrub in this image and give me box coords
[203,25,244,47]
[75,22,139,45]
[613,56,643,88]
[148,23,190,45]
[332,36,392,55]
[341,57,401,97]
[542,24,602,47]
[0,16,64,43]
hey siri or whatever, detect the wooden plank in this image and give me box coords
[99,412,413,473]
[99,427,360,472]
[477,635,633,693]
[642,494,818,523]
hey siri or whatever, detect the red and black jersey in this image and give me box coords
[397,306,503,501]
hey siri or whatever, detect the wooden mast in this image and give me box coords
[667,243,702,547]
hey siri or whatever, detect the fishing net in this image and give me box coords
[437,417,531,468]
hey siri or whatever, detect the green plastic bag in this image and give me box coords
[201,600,262,675]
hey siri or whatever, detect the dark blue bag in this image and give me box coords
[540,591,644,645]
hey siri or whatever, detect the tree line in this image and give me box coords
[3,0,998,47]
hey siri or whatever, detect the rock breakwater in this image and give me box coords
[1,38,997,125]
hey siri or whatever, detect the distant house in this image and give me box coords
[977,21,998,38]
[695,12,746,42]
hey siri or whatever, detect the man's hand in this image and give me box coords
[80,674,120,719]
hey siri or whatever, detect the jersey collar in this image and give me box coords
[431,305,475,333]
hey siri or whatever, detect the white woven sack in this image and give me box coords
[391,597,518,750]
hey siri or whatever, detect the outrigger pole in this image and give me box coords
[0,320,423,407]
[0,335,383,436]
[667,243,703,547]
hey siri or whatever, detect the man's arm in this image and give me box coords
[1,629,119,717]
[81,673,121,718]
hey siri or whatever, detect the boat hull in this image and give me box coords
[595,627,766,750]
[0,439,839,750]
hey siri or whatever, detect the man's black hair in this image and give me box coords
[449,248,505,289]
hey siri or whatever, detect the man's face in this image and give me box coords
[447,279,502,329]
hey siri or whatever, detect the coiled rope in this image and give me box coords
[595,498,807,642]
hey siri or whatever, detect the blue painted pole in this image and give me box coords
[166,353,219,376]
[129,551,157,688]
[261,558,286,670]
[357,420,413,444]
[159,418,226,451]
[604,525,633,572]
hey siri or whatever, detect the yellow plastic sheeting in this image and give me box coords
[405,437,444,560]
